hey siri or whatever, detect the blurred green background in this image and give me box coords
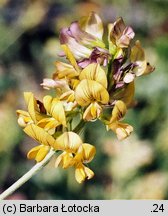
[0,0,168,200]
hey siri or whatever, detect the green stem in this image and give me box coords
[107,59,113,91]
[73,119,86,134]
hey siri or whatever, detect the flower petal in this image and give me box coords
[41,78,69,90]
[75,164,94,183]
[43,96,67,127]
[35,145,50,162]
[60,42,80,71]
[75,164,86,183]
[116,123,133,140]
[80,12,103,40]
[131,40,155,76]
[59,152,74,169]
[16,110,32,127]
[130,40,146,76]
[79,63,107,88]
[75,79,109,106]
[110,100,127,124]
[108,121,133,140]
[24,124,56,148]
[110,17,134,48]
[61,33,91,60]
[54,132,83,152]
[84,166,94,180]
[27,145,42,160]
[82,143,96,163]
[123,73,135,83]
[37,118,60,134]
[24,92,42,123]
[55,61,79,79]
[83,102,102,121]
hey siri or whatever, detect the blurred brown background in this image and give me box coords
[0,0,168,199]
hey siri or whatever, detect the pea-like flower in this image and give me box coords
[17,92,46,127]
[60,12,110,68]
[107,100,133,140]
[75,63,109,121]
[124,40,155,83]
[54,132,96,183]
[24,124,56,162]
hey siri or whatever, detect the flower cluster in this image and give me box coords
[17,12,154,183]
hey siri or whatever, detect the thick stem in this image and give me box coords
[0,148,55,200]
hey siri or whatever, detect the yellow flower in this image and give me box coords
[74,143,96,183]
[54,61,79,79]
[24,124,56,162]
[17,110,33,127]
[37,95,67,134]
[107,100,133,140]
[54,132,96,183]
[75,79,109,120]
[79,63,107,88]
[27,145,50,163]
[83,102,102,121]
[130,40,155,76]
[16,92,45,127]
[75,163,94,184]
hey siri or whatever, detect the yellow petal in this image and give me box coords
[80,12,103,40]
[83,102,102,121]
[75,164,94,183]
[131,40,145,62]
[24,92,41,123]
[75,79,109,106]
[79,63,107,88]
[27,145,42,160]
[111,100,127,122]
[44,119,60,132]
[75,164,86,183]
[108,23,117,55]
[43,96,67,127]
[37,118,60,134]
[16,110,30,117]
[82,143,96,163]
[131,41,155,76]
[23,124,56,148]
[60,90,75,102]
[116,123,133,140]
[61,152,74,169]
[61,44,80,72]
[35,145,50,162]
[130,40,146,76]
[108,121,133,140]
[69,79,80,90]
[83,166,94,180]
[54,132,82,152]
[42,95,52,114]
[16,110,32,127]
[55,61,79,79]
